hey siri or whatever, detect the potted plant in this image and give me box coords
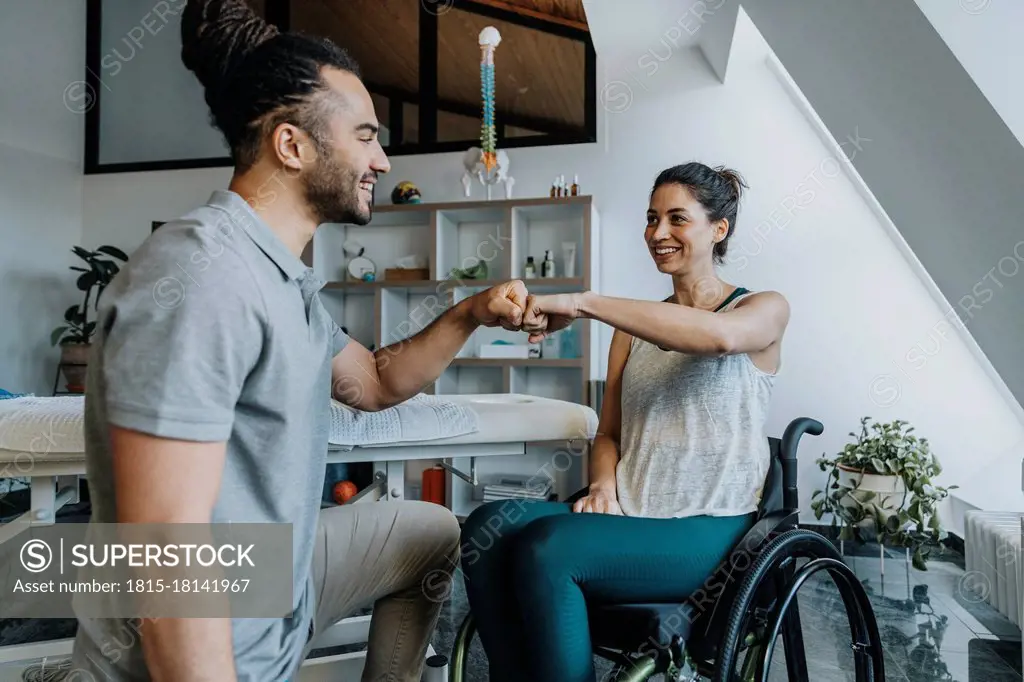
[50,245,129,392]
[810,416,956,570]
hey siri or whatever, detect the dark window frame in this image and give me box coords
[83,0,596,174]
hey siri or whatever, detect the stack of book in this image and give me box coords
[482,476,553,502]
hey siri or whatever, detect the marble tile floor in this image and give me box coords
[411,539,1022,682]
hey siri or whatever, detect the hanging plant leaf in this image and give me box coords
[71,246,94,261]
[51,326,69,346]
[96,245,129,261]
[77,271,97,291]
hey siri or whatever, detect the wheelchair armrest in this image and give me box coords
[564,487,588,505]
[686,508,798,654]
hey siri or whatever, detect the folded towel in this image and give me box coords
[0,394,479,455]
[0,395,85,454]
[329,394,478,450]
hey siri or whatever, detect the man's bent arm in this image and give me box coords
[331,281,527,410]
[110,426,237,682]
[330,297,478,411]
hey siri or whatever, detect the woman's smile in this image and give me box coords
[651,244,682,262]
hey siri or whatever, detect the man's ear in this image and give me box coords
[270,123,313,175]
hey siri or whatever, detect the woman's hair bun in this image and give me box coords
[180,0,279,93]
[715,166,748,202]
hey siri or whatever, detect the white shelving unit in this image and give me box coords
[307,195,600,519]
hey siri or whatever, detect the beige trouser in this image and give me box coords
[300,500,461,682]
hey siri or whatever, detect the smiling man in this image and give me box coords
[69,2,528,681]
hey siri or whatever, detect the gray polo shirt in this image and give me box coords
[71,189,348,681]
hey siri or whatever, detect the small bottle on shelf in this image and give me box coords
[541,250,555,278]
[524,256,536,278]
[550,178,558,198]
[571,174,579,196]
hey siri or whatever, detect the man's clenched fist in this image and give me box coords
[469,280,529,330]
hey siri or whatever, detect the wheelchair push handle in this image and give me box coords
[780,417,823,512]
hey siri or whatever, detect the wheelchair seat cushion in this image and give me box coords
[587,601,696,651]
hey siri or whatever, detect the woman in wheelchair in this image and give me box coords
[460,162,792,682]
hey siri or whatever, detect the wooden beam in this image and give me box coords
[364,80,586,137]
[419,2,438,144]
[264,0,290,30]
[459,0,588,32]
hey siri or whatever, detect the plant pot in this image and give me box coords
[837,463,907,521]
[60,342,92,393]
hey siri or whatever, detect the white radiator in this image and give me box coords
[963,510,1024,627]
[588,379,606,416]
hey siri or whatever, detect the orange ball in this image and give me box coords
[333,480,358,505]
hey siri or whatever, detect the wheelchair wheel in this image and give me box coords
[449,612,476,682]
[713,529,885,682]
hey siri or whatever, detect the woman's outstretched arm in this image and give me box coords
[525,290,789,356]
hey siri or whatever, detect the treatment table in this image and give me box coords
[0,393,598,680]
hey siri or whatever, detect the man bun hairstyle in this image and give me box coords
[651,162,748,264]
[180,0,361,171]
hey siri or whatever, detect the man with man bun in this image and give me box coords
[70,1,528,679]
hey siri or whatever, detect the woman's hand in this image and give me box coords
[523,293,582,342]
[572,488,623,515]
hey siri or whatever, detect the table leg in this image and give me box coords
[30,476,56,523]
[386,461,405,501]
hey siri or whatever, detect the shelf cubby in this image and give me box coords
[436,205,511,282]
[509,366,585,406]
[313,208,433,284]
[511,201,591,286]
[436,365,504,395]
[319,288,376,350]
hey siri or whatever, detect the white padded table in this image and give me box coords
[0,393,598,678]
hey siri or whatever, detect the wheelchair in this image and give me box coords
[449,417,886,681]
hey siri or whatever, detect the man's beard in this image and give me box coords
[302,150,372,226]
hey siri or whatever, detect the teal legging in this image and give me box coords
[460,499,755,682]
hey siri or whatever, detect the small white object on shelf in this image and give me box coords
[479,343,530,359]
[347,255,376,281]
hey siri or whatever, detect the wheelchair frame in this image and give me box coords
[448,418,886,682]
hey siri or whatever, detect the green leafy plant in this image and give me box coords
[810,417,956,570]
[50,245,129,346]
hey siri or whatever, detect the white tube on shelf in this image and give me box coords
[562,241,577,278]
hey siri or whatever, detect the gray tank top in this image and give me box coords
[615,290,777,518]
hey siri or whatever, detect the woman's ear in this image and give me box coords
[713,218,730,243]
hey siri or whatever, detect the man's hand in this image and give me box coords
[572,488,623,515]
[523,293,581,342]
[469,280,529,330]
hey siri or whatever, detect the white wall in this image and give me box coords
[914,0,1024,148]
[740,0,1024,431]
[81,8,1024,528]
[0,0,86,396]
